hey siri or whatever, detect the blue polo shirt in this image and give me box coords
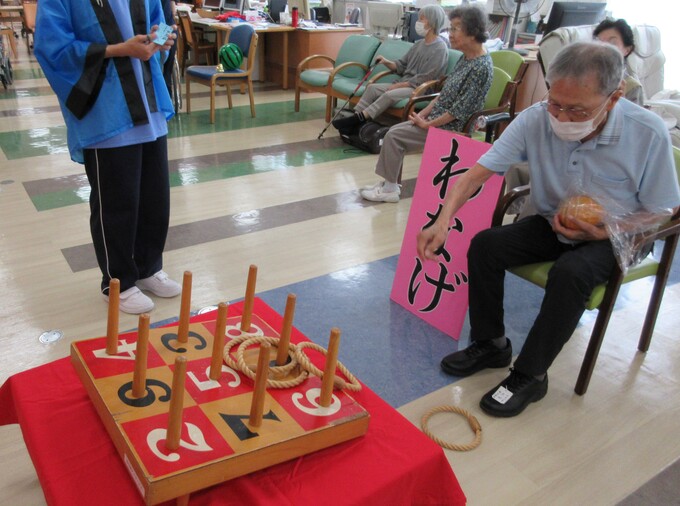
[478,98,680,221]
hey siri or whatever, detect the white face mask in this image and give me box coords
[547,99,610,142]
[415,21,428,37]
[548,114,599,142]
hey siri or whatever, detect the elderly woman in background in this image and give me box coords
[360,4,493,203]
[593,18,644,105]
[332,4,449,130]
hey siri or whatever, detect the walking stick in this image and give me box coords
[317,64,376,140]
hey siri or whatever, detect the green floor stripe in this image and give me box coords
[0,98,328,160]
[0,85,52,100]
[30,145,366,211]
[11,68,46,80]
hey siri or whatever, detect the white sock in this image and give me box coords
[382,181,399,193]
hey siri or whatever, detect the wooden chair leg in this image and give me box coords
[638,237,678,351]
[324,96,332,123]
[248,79,256,118]
[226,83,233,110]
[185,78,191,114]
[210,84,216,124]
[574,269,624,395]
[295,84,301,112]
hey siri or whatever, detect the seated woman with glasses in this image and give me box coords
[593,18,644,106]
[332,4,449,131]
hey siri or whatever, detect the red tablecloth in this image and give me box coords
[0,299,465,505]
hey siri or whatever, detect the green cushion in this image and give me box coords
[300,69,332,87]
[509,256,660,311]
[335,35,381,79]
[490,50,524,80]
[331,76,368,96]
[446,49,463,74]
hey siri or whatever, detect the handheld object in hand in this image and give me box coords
[153,22,173,45]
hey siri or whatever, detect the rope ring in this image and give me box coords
[294,341,362,392]
[236,335,300,378]
[223,335,308,389]
[421,405,482,452]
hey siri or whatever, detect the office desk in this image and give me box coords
[0,298,466,506]
[0,4,23,58]
[191,20,363,90]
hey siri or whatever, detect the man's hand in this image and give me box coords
[552,214,609,241]
[417,221,449,261]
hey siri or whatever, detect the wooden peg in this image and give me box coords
[276,294,296,366]
[177,271,192,344]
[176,494,190,506]
[209,303,228,381]
[240,264,257,332]
[319,328,341,408]
[106,278,120,355]
[248,342,270,428]
[166,356,187,451]
[132,314,150,398]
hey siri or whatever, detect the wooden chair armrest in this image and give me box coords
[634,217,680,248]
[401,92,439,121]
[296,54,336,75]
[366,69,396,84]
[492,184,531,226]
[329,61,369,80]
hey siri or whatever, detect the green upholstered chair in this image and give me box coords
[383,48,463,121]
[489,50,528,118]
[491,146,680,395]
[330,38,414,107]
[294,35,381,122]
[185,24,258,123]
[403,65,514,142]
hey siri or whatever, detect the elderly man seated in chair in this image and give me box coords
[417,41,680,418]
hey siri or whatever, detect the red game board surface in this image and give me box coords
[0,298,466,506]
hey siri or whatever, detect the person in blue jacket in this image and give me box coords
[35,0,182,314]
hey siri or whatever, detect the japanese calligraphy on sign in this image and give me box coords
[390,129,504,339]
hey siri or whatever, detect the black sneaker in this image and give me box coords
[440,338,512,377]
[479,368,548,418]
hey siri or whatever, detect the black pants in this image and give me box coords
[467,215,617,376]
[83,136,170,293]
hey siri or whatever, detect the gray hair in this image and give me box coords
[419,4,447,35]
[546,41,624,96]
[449,4,488,43]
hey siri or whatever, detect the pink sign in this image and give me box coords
[390,129,504,339]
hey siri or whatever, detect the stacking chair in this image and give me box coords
[403,66,515,143]
[185,23,258,123]
[294,34,381,122]
[388,48,463,121]
[491,146,680,395]
[489,50,528,119]
[177,9,216,75]
[21,0,36,53]
[331,38,414,109]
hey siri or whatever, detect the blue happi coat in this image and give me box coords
[34,0,174,163]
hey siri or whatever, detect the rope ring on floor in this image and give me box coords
[223,335,308,389]
[294,341,362,392]
[421,405,482,452]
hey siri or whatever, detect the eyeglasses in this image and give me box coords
[540,91,614,121]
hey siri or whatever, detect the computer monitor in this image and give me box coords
[288,0,310,21]
[543,2,607,36]
[268,0,287,23]
[202,0,222,10]
[366,1,404,38]
[221,0,245,14]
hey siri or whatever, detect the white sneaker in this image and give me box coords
[361,181,401,194]
[136,270,182,298]
[360,182,400,203]
[102,286,154,314]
